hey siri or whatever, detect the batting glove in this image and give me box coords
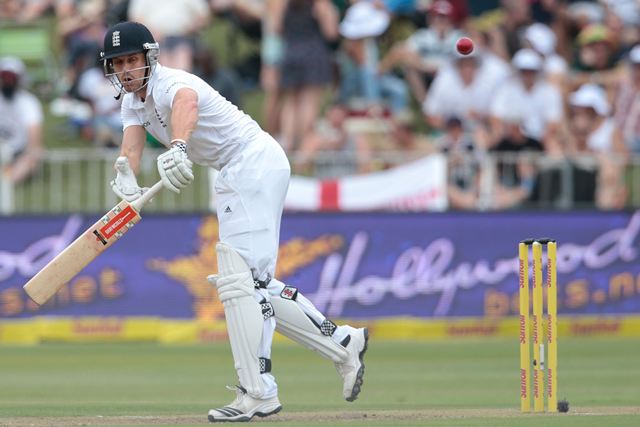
[156,142,194,193]
[111,156,149,202]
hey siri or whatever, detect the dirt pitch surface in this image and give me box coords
[2,407,639,427]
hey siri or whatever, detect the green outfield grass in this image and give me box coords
[0,337,638,426]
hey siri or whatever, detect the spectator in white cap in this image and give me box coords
[484,49,563,209]
[490,48,563,154]
[337,0,408,114]
[522,23,568,88]
[0,56,44,184]
[613,45,640,152]
[422,45,510,135]
[567,83,629,209]
[378,0,464,103]
[568,83,626,154]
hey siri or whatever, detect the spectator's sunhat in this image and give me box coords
[339,2,390,40]
[569,84,610,116]
[429,0,453,16]
[512,49,543,71]
[577,24,613,46]
[452,47,480,62]
[629,45,640,63]
[0,56,25,76]
[524,23,556,56]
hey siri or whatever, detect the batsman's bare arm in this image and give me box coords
[120,125,146,174]
[170,88,199,145]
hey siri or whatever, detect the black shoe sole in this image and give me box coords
[208,405,282,423]
[346,327,369,402]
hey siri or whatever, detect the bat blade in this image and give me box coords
[23,200,142,305]
[23,180,163,305]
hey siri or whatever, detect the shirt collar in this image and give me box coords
[146,63,161,95]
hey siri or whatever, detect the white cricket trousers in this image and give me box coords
[215,132,347,398]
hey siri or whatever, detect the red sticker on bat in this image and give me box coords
[99,206,137,239]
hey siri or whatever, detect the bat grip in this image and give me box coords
[132,181,164,211]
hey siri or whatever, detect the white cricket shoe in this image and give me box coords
[208,386,282,423]
[334,327,369,402]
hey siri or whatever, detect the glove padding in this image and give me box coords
[157,143,194,193]
[110,156,148,202]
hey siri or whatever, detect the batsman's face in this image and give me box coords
[112,53,147,93]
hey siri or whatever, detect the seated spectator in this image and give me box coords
[437,116,483,210]
[522,22,568,88]
[422,48,510,133]
[571,24,624,93]
[531,80,629,210]
[613,44,640,152]
[378,0,464,103]
[484,49,564,209]
[567,83,627,155]
[532,82,619,209]
[0,57,44,184]
[337,1,409,115]
[489,49,564,154]
[128,0,211,71]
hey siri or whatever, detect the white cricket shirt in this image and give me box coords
[120,64,261,170]
[490,77,563,140]
[0,89,43,155]
[422,53,510,125]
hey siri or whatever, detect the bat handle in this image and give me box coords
[132,181,164,211]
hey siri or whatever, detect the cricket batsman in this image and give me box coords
[100,21,368,422]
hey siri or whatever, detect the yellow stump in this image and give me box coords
[532,242,544,412]
[518,243,530,412]
[547,241,558,412]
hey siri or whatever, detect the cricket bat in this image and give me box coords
[23,181,164,305]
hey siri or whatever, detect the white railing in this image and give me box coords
[0,148,212,214]
[0,144,14,215]
[0,148,639,214]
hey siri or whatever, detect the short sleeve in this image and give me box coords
[21,93,43,127]
[154,78,193,110]
[121,102,141,131]
[422,72,449,116]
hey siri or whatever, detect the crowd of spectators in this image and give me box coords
[1,0,640,210]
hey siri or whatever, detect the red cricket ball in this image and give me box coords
[456,37,474,55]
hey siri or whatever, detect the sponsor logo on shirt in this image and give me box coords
[154,107,167,128]
[165,81,190,94]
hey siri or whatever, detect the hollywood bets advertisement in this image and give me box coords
[1,211,640,321]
